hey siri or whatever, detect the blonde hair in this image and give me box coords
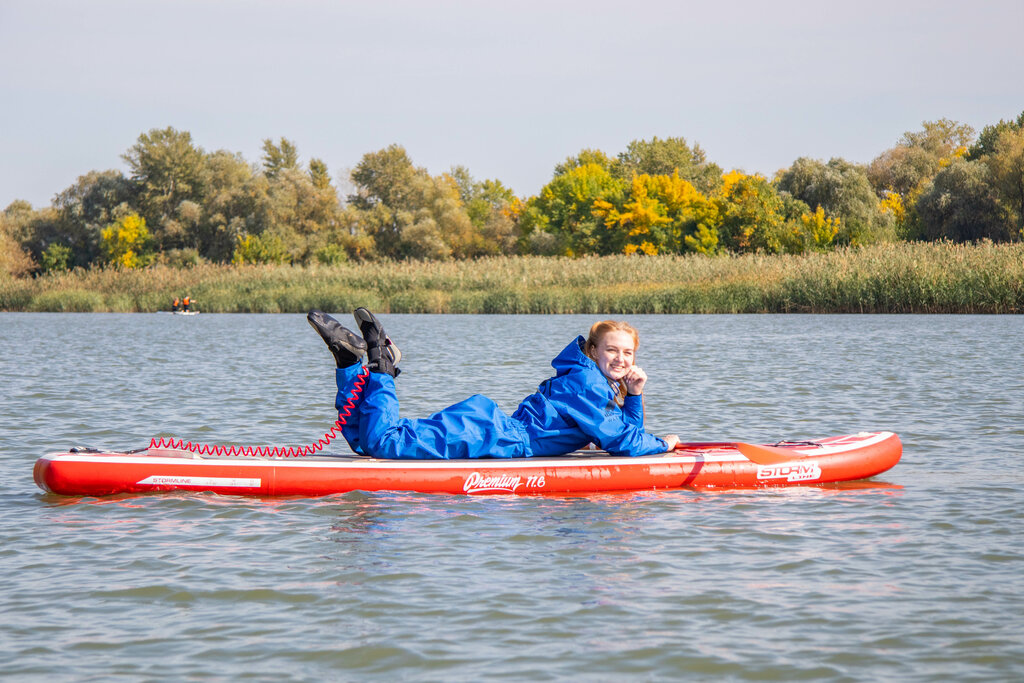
[584,320,639,404]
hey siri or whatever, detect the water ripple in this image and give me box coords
[2,313,1023,680]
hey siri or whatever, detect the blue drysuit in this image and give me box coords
[335,336,669,459]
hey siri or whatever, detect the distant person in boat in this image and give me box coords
[183,296,192,312]
[307,308,679,459]
[172,297,180,312]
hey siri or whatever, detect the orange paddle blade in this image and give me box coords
[734,442,802,465]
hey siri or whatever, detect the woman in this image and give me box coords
[308,308,679,459]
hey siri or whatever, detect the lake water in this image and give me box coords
[1,312,1022,681]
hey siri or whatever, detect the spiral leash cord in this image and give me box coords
[147,368,369,458]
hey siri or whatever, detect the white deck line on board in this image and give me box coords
[136,475,261,488]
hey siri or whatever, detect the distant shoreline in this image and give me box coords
[2,242,1021,314]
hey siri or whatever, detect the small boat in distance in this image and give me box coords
[170,296,197,314]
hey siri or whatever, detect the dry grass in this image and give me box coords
[2,241,1021,313]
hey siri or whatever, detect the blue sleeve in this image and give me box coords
[557,377,667,457]
[622,394,644,428]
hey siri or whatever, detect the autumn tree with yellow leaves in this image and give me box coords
[5,119,1024,277]
[100,213,153,268]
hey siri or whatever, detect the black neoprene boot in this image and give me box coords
[353,307,402,377]
[307,310,368,368]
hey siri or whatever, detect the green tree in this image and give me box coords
[776,157,893,245]
[52,169,136,267]
[410,173,481,259]
[612,136,723,194]
[197,150,268,262]
[262,138,299,179]
[349,146,415,256]
[122,127,208,251]
[714,171,786,253]
[553,148,615,176]
[967,110,1024,160]
[527,163,627,255]
[982,128,1024,237]
[349,144,419,211]
[313,243,349,265]
[866,144,939,198]
[867,119,977,245]
[348,146,477,259]
[1,200,61,271]
[348,145,418,257]
[914,159,1010,242]
[868,119,975,196]
[900,118,975,156]
[309,158,331,190]
[231,232,291,264]
[266,165,346,263]
[448,165,519,256]
[330,206,377,260]
[40,243,73,272]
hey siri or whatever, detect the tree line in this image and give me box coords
[2,112,1023,277]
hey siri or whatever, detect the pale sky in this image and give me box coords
[2,0,1022,209]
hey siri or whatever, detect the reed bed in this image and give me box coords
[2,242,1021,314]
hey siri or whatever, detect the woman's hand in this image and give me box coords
[662,434,679,451]
[623,366,647,395]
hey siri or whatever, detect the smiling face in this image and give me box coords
[589,329,636,382]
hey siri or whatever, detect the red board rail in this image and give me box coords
[34,432,901,497]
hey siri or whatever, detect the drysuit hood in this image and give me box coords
[550,336,595,377]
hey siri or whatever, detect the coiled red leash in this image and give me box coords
[147,368,369,458]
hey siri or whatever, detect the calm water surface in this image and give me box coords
[1,313,1022,681]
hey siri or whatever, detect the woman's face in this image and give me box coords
[591,330,636,381]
